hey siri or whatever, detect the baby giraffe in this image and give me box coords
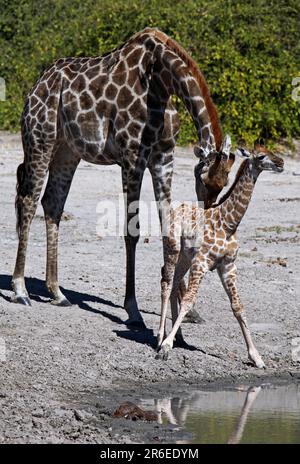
[156,148,284,366]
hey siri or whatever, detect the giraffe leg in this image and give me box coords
[170,291,183,346]
[150,153,203,325]
[41,144,80,306]
[176,278,204,324]
[122,158,146,328]
[157,261,207,360]
[148,151,173,237]
[217,262,265,369]
[170,256,191,347]
[12,148,52,305]
[157,245,179,349]
[182,276,205,324]
[149,152,176,345]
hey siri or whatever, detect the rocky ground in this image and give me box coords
[0,133,299,443]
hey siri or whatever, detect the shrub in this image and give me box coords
[0,0,299,146]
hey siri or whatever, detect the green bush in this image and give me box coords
[0,0,299,146]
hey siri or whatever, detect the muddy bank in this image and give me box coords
[0,133,299,443]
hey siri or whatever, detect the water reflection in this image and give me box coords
[139,383,300,444]
[227,386,261,444]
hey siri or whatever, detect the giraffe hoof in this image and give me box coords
[155,345,171,361]
[255,359,266,369]
[11,295,32,306]
[248,355,265,369]
[51,298,72,307]
[124,318,146,330]
[123,298,144,323]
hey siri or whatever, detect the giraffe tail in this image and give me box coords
[15,162,27,238]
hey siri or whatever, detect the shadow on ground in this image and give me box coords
[0,274,199,351]
[114,328,199,351]
[0,273,124,319]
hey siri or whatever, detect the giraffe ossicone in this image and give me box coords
[221,133,231,157]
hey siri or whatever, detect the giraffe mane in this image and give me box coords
[215,159,249,206]
[96,28,223,150]
[140,28,223,151]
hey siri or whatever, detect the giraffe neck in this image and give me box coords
[147,33,222,152]
[219,160,260,236]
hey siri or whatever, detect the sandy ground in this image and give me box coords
[0,132,299,443]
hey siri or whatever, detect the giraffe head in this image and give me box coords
[194,134,235,208]
[236,147,284,174]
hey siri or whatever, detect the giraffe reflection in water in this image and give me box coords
[142,385,262,444]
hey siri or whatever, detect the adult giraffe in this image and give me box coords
[12,27,233,327]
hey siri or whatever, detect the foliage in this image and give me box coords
[0,0,299,146]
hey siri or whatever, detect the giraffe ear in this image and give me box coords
[221,134,231,157]
[235,148,251,158]
[194,145,210,159]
